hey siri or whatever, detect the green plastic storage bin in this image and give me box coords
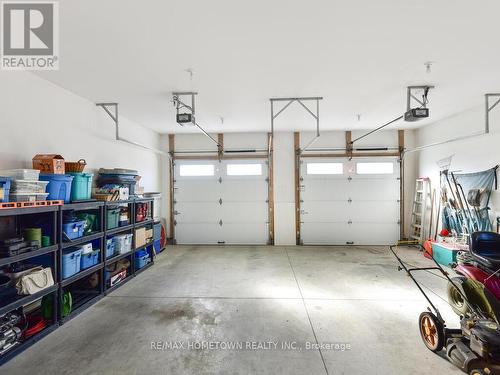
[68,172,93,201]
[431,242,459,267]
[107,208,120,230]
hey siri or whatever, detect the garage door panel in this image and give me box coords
[175,202,220,222]
[301,201,351,222]
[345,179,399,200]
[174,160,268,244]
[349,201,399,221]
[175,180,221,201]
[349,223,400,245]
[301,222,352,245]
[220,181,268,201]
[301,179,398,201]
[220,202,268,222]
[221,223,268,244]
[175,224,221,244]
[301,201,398,223]
[300,157,399,245]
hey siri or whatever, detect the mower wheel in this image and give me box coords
[419,312,445,352]
[447,278,471,316]
[469,370,485,375]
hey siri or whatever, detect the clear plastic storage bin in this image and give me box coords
[0,169,40,181]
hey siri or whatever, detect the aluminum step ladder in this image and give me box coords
[410,177,431,242]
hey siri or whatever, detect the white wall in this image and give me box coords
[415,104,500,228]
[161,129,415,244]
[0,71,162,193]
[273,132,296,245]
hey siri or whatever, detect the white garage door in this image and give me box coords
[173,159,269,244]
[300,158,400,245]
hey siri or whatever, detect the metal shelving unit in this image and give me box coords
[0,197,156,365]
[102,198,155,292]
[0,204,59,366]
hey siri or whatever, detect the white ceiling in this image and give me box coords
[36,0,500,134]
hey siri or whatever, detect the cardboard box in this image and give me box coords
[135,227,147,248]
[109,270,127,287]
[32,154,65,174]
[135,227,153,249]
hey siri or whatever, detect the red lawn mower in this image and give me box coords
[391,244,500,374]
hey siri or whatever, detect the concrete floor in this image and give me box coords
[3,245,462,375]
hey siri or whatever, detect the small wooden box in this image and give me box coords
[32,154,65,174]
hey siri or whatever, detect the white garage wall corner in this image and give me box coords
[415,105,500,218]
[0,70,162,195]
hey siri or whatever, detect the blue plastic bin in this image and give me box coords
[39,174,73,203]
[63,220,86,240]
[106,238,116,259]
[68,172,93,201]
[62,248,83,279]
[153,239,161,254]
[0,177,11,202]
[81,249,99,270]
[135,249,151,270]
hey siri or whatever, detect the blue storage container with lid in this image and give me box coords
[39,174,73,203]
[135,248,151,270]
[62,220,86,240]
[105,238,116,259]
[62,248,83,279]
[81,249,99,270]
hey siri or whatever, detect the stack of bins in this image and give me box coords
[96,168,139,196]
[0,169,49,202]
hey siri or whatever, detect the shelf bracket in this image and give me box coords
[96,102,168,156]
[485,93,500,134]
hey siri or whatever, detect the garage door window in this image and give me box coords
[227,163,262,176]
[179,164,215,177]
[356,162,394,175]
[306,162,343,175]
